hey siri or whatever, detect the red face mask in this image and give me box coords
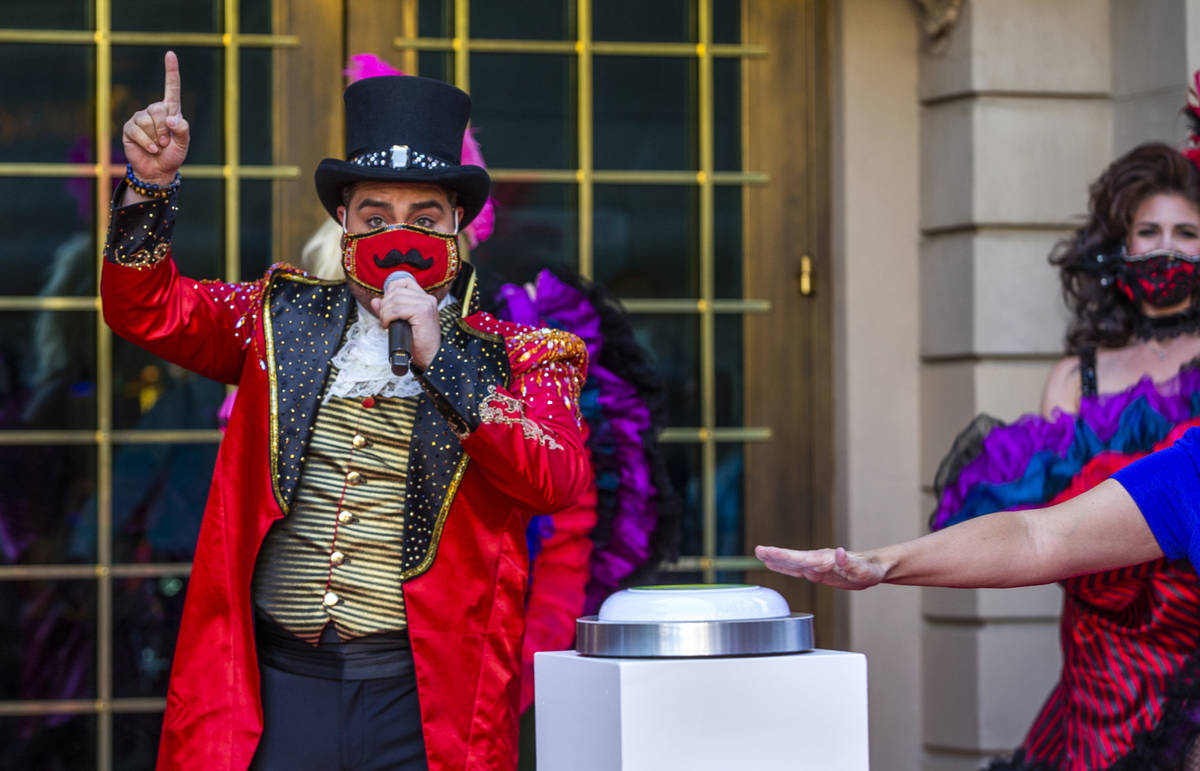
[341,223,461,294]
[1116,248,1200,308]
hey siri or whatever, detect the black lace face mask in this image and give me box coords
[1116,248,1200,308]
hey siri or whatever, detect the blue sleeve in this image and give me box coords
[1112,427,1200,566]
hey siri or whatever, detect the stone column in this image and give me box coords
[917,1,1111,768]
[1111,0,1197,153]
[833,0,923,766]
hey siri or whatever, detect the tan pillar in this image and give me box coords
[918,1,1111,767]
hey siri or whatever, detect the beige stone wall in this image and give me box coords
[914,0,1200,767]
[916,0,1113,766]
[835,2,1200,767]
[831,1,922,767]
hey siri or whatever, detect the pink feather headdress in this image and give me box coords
[344,54,496,248]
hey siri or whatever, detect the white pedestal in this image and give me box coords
[534,649,869,771]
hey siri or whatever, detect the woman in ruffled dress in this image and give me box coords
[928,139,1200,770]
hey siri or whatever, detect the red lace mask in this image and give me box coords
[341,223,461,294]
[1116,248,1200,308]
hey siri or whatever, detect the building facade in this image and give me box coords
[0,1,1194,768]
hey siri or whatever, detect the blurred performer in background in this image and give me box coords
[922,88,1200,769]
[105,51,593,770]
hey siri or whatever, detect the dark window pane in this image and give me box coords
[0,444,97,564]
[0,580,95,700]
[714,185,742,298]
[240,180,274,280]
[0,45,92,164]
[112,443,215,563]
[713,57,741,172]
[715,315,743,426]
[470,53,575,169]
[240,0,272,35]
[713,0,741,45]
[172,178,225,280]
[593,185,697,298]
[0,178,96,296]
[664,442,700,555]
[417,52,452,82]
[0,311,96,431]
[111,0,218,32]
[114,577,189,697]
[111,344,226,432]
[677,444,745,560]
[0,714,95,771]
[115,712,163,771]
[0,2,89,28]
[112,47,224,166]
[629,314,698,427]
[594,1,692,42]
[714,443,744,556]
[419,0,451,37]
[594,57,695,171]
[470,182,578,291]
[240,48,273,165]
[472,0,569,39]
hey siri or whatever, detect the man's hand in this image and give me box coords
[371,275,442,370]
[755,545,888,590]
[121,51,190,204]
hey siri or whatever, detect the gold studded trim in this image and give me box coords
[112,241,171,270]
[263,274,285,512]
[274,263,347,287]
[263,267,352,513]
[397,454,470,582]
[455,317,505,346]
[478,385,563,450]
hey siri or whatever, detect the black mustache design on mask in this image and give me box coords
[374,248,435,271]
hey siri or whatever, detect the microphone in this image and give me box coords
[383,271,415,376]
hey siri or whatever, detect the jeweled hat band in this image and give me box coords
[349,144,450,171]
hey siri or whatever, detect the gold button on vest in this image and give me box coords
[253,393,419,643]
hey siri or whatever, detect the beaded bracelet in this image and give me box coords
[125,164,181,200]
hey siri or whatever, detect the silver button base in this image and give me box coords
[575,613,814,658]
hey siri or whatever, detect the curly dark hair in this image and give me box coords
[1053,142,1200,353]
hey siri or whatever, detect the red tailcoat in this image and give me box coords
[102,195,592,770]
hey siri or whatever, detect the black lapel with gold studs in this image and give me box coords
[263,271,354,513]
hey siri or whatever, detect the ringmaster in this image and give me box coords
[104,52,592,770]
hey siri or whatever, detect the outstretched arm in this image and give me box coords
[757,478,1162,590]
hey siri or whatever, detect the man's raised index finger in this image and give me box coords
[163,50,181,115]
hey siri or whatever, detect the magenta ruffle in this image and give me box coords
[499,271,661,612]
[933,365,1200,530]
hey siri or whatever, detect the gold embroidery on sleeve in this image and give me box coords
[115,241,171,270]
[478,384,563,450]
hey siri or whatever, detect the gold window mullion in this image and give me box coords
[577,0,594,280]
[697,0,718,584]
[453,0,469,92]
[224,3,241,283]
[93,0,115,768]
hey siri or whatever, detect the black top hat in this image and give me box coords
[314,75,491,227]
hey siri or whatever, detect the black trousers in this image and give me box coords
[250,661,428,771]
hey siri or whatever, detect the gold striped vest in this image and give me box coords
[253,300,461,643]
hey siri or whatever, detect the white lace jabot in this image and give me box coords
[324,295,455,403]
